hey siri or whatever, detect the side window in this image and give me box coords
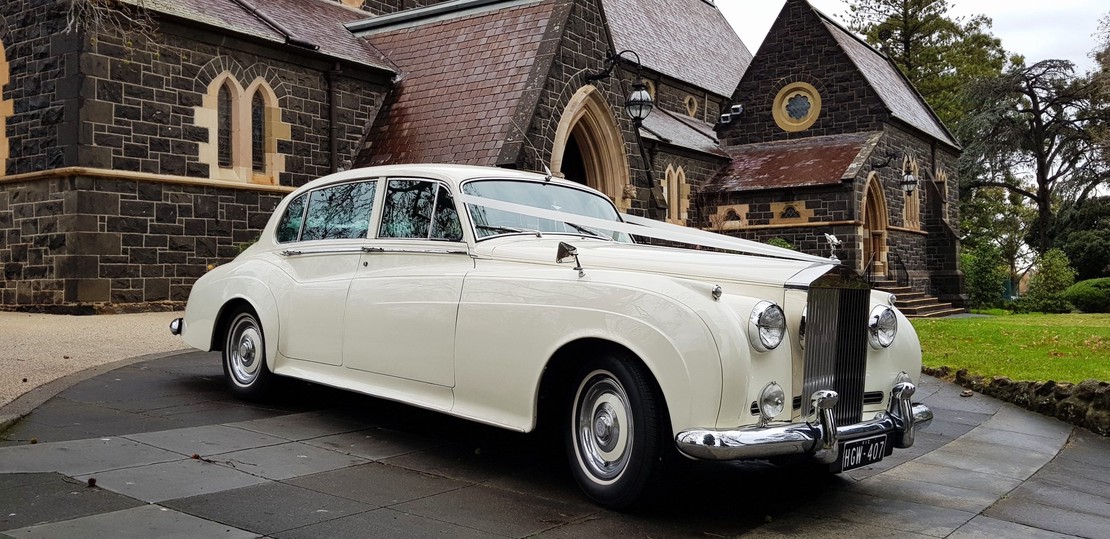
[431,187,463,241]
[301,181,377,241]
[276,194,307,243]
[380,179,436,238]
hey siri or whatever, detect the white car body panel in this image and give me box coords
[178,163,925,444]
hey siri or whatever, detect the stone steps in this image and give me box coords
[872,280,966,319]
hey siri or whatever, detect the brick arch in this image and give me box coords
[550,85,632,209]
[861,171,890,276]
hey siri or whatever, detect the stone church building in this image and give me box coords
[0,0,964,312]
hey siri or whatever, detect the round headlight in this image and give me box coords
[749,301,786,352]
[868,306,898,349]
[759,382,786,419]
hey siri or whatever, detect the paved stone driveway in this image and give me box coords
[1,352,1108,538]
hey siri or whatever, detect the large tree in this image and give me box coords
[845,0,1007,127]
[960,59,1109,255]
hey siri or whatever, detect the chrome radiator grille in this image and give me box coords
[801,281,870,426]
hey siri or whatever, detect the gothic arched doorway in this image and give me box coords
[862,172,889,276]
[550,85,631,209]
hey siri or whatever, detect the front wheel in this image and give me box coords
[566,356,668,509]
[222,308,274,401]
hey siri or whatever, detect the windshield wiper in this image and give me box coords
[476,225,542,237]
[565,222,613,241]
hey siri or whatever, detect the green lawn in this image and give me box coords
[911,314,1110,383]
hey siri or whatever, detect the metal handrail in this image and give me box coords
[891,252,911,288]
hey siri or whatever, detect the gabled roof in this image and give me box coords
[602,0,751,97]
[706,132,881,192]
[814,8,959,149]
[354,0,558,166]
[640,108,728,158]
[131,0,393,72]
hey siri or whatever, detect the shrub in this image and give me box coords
[767,237,795,250]
[961,244,1008,309]
[1062,278,1110,313]
[1016,249,1076,314]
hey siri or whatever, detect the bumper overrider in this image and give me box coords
[676,381,932,463]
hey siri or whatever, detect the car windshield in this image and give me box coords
[463,180,631,242]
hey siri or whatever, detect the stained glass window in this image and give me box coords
[785,94,811,121]
[251,92,265,172]
[217,84,232,168]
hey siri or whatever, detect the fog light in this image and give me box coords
[759,382,785,422]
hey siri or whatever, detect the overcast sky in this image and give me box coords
[718,0,1106,73]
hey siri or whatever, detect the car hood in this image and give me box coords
[476,237,835,288]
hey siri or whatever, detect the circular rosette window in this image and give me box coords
[772,82,822,132]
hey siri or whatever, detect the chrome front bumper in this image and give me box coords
[169,317,184,336]
[676,382,932,463]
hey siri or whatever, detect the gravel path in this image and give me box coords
[0,311,189,408]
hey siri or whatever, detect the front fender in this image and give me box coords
[182,262,283,372]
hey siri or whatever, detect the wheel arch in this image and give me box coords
[210,290,281,371]
[536,337,672,437]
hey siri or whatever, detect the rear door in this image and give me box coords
[342,178,471,386]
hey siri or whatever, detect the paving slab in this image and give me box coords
[948,516,1077,539]
[271,507,493,539]
[285,462,470,507]
[74,457,269,503]
[162,481,374,535]
[393,483,599,537]
[2,504,257,538]
[123,424,288,457]
[729,512,935,539]
[845,472,1002,513]
[226,411,374,442]
[0,473,143,532]
[881,460,1023,496]
[383,443,516,483]
[7,398,187,439]
[984,494,1110,539]
[214,441,369,480]
[915,438,1055,481]
[301,427,440,460]
[802,490,976,538]
[960,426,1070,455]
[982,404,1074,440]
[1032,458,1110,497]
[0,437,182,476]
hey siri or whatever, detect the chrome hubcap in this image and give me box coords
[574,371,633,483]
[226,314,263,386]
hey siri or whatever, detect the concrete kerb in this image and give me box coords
[0,349,195,435]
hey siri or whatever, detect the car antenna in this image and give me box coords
[543,164,553,182]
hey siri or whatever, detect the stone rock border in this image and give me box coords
[924,366,1110,436]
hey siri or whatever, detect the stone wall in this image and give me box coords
[648,74,725,127]
[0,1,78,175]
[927,367,1110,437]
[0,173,287,310]
[78,20,388,188]
[649,148,726,226]
[516,0,657,218]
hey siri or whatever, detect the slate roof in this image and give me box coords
[602,0,751,97]
[131,0,393,72]
[356,1,557,166]
[640,108,728,158]
[705,132,882,192]
[815,9,959,149]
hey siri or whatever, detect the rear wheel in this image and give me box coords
[222,308,274,401]
[565,355,667,509]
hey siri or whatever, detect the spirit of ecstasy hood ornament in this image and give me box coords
[824,233,842,262]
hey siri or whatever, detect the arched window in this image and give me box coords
[217,83,233,168]
[0,41,11,176]
[663,165,688,225]
[251,91,266,172]
[903,155,922,229]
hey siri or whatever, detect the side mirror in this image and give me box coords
[556,242,578,264]
[556,242,585,278]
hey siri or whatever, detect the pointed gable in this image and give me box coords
[602,0,751,97]
[720,0,957,150]
[817,11,958,149]
[351,0,560,166]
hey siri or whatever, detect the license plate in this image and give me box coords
[841,434,887,471]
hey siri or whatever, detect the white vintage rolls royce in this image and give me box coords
[171,163,932,508]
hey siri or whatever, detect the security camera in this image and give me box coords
[731,104,744,115]
[719,113,732,124]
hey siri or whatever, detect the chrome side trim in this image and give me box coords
[280,246,366,256]
[676,383,931,462]
[365,247,470,255]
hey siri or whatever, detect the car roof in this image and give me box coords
[293,164,598,195]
